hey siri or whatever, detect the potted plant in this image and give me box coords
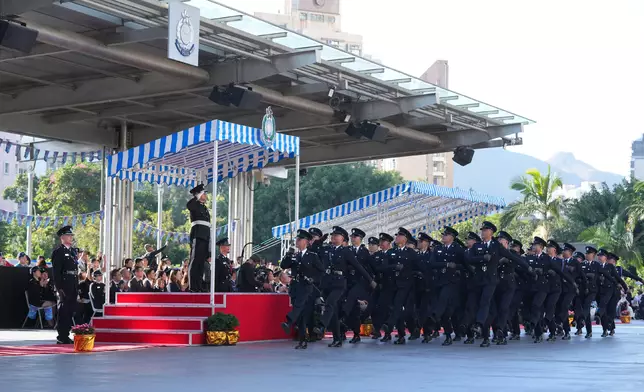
[205,312,239,345]
[71,324,96,352]
[620,309,631,324]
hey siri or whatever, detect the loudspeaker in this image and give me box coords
[208,87,229,107]
[227,86,262,110]
[360,122,389,143]
[452,146,475,166]
[0,21,38,53]
[345,123,362,139]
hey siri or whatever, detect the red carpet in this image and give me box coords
[0,343,161,357]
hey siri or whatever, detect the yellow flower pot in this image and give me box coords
[227,331,239,345]
[359,323,374,337]
[206,331,239,345]
[568,316,574,326]
[74,334,95,352]
[620,315,631,324]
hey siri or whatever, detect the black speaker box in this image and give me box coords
[361,122,389,143]
[0,21,38,53]
[345,123,362,139]
[452,146,475,166]
[208,87,230,106]
[227,87,262,110]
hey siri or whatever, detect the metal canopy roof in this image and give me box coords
[272,181,505,239]
[0,0,533,167]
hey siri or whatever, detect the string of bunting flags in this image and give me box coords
[0,209,103,228]
[133,219,230,244]
[0,138,104,164]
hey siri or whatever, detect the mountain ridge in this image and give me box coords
[453,149,624,202]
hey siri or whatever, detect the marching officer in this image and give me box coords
[51,226,79,344]
[596,248,621,336]
[557,243,585,340]
[508,239,529,340]
[425,226,464,346]
[372,232,395,340]
[343,228,374,343]
[186,184,211,292]
[380,227,421,345]
[280,229,324,349]
[576,249,596,337]
[314,226,375,347]
[605,252,635,335]
[415,233,435,343]
[214,238,233,292]
[543,240,576,341]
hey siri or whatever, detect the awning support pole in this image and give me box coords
[210,141,219,306]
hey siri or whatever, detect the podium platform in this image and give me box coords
[93,292,292,345]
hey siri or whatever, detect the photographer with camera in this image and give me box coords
[238,254,270,292]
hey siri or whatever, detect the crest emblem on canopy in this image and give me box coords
[261,106,276,147]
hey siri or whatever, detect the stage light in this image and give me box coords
[208,85,262,109]
[452,146,475,166]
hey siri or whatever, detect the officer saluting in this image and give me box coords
[51,226,79,344]
[187,183,211,292]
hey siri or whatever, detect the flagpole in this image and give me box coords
[26,142,34,257]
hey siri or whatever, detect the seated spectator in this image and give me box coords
[26,266,55,327]
[142,243,167,271]
[37,255,47,268]
[129,266,146,292]
[119,267,132,291]
[17,252,31,267]
[134,258,144,269]
[156,269,167,282]
[109,268,121,304]
[160,257,173,275]
[77,272,92,324]
[238,255,265,292]
[90,257,101,272]
[143,268,155,291]
[274,269,291,293]
[89,270,105,316]
[123,258,134,271]
[260,269,275,293]
[154,277,167,292]
[0,252,12,267]
[77,249,88,272]
[168,269,183,292]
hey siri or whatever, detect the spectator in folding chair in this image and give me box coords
[24,266,55,328]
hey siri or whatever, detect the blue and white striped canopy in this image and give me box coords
[107,120,300,188]
[272,181,506,239]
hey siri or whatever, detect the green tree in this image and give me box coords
[500,165,566,239]
[2,172,41,211]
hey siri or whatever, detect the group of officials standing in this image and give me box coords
[278,221,643,349]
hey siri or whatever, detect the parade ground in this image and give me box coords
[1,323,643,392]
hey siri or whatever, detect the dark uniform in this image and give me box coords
[308,227,329,341]
[414,233,435,343]
[109,280,121,304]
[426,227,464,346]
[595,249,620,336]
[142,244,167,272]
[507,240,529,340]
[606,253,636,335]
[557,244,585,339]
[370,233,394,339]
[381,227,421,345]
[580,247,612,337]
[214,238,233,292]
[187,184,211,292]
[343,228,374,343]
[51,226,79,344]
[89,270,105,316]
[543,240,576,341]
[317,226,374,347]
[491,231,532,345]
[280,229,324,349]
[77,277,92,324]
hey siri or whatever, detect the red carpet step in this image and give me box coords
[93,316,204,331]
[104,304,212,318]
[0,343,160,357]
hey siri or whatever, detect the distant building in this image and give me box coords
[631,134,644,180]
[255,0,363,55]
[553,181,601,200]
[0,131,20,212]
[374,60,454,186]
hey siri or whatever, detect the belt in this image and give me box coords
[191,220,211,228]
[64,271,76,275]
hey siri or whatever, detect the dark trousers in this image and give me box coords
[508,289,526,335]
[57,285,77,340]
[530,290,548,335]
[417,289,434,335]
[544,290,561,334]
[431,283,459,335]
[188,238,208,292]
[386,286,412,334]
[582,292,597,334]
[321,286,345,340]
[373,286,395,333]
[607,288,620,329]
[597,290,613,331]
[556,291,576,333]
[464,284,497,325]
[286,283,314,327]
[493,284,516,334]
[342,284,368,334]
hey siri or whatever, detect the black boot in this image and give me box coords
[464,337,475,345]
[380,333,391,342]
[328,340,342,348]
[533,335,543,343]
[371,331,381,339]
[546,334,556,342]
[295,341,307,349]
[281,322,291,335]
[480,338,490,347]
[349,335,361,344]
[609,329,615,336]
[497,336,508,345]
[509,333,520,341]
[575,328,583,336]
[601,330,608,338]
[421,335,432,343]
[393,336,406,345]
[453,334,462,342]
[409,328,420,340]
[585,332,592,339]
[562,332,571,341]
[442,335,453,346]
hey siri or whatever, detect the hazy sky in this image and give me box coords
[214,0,644,176]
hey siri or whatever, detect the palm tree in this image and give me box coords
[499,165,566,239]
[579,214,644,269]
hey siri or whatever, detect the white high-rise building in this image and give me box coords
[631,134,644,180]
[0,131,21,212]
